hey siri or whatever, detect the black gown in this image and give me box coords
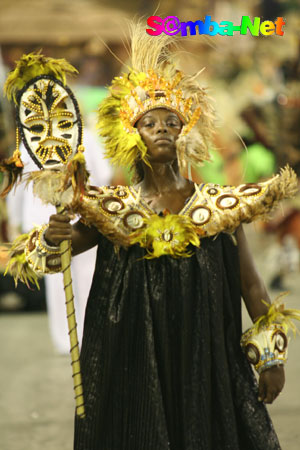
[74,232,281,450]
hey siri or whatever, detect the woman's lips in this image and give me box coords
[155,137,171,143]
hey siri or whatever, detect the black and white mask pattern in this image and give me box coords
[18,76,81,169]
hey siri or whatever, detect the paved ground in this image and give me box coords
[0,225,300,450]
[0,312,74,450]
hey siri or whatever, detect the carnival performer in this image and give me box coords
[2,26,300,450]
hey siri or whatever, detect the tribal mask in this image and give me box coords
[17,75,82,169]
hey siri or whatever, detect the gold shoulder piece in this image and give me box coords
[183,166,298,237]
[75,185,151,248]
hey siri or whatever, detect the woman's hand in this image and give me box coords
[44,214,72,246]
[44,216,100,256]
[258,365,285,403]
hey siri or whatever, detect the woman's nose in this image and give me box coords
[156,122,167,133]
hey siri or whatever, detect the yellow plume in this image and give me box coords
[4,51,78,103]
[254,293,300,336]
[131,213,200,259]
[4,233,40,288]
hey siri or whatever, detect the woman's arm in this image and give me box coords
[44,214,99,256]
[236,224,271,321]
[236,224,285,403]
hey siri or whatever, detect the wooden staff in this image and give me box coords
[56,205,85,418]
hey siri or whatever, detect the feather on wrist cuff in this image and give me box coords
[241,295,300,374]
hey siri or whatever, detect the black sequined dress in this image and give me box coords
[74,232,281,450]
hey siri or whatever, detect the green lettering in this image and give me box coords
[240,16,260,36]
[219,21,234,36]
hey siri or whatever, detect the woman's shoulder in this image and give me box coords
[182,166,298,236]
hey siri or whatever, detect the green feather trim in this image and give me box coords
[131,213,200,259]
[4,51,78,103]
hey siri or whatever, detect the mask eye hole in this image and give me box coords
[245,344,260,365]
[274,331,287,352]
[29,124,45,135]
[30,96,40,105]
[58,120,73,130]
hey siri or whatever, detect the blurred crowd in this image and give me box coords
[0,0,299,346]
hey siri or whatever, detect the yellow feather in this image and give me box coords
[4,233,40,288]
[131,214,200,259]
[253,293,300,336]
[4,51,78,103]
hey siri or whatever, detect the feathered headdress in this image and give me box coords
[97,23,215,181]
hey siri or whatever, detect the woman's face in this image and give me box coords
[136,108,182,163]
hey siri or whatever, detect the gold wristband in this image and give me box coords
[241,297,300,375]
[25,226,62,274]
